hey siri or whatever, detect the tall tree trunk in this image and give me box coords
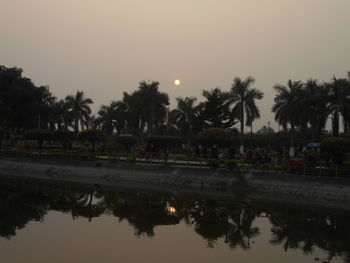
[332,108,339,137]
[316,125,323,142]
[49,121,55,131]
[343,119,349,134]
[250,122,253,138]
[74,113,79,134]
[147,120,152,136]
[311,122,316,142]
[186,126,192,149]
[147,110,154,136]
[289,124,295,158]
[301,123,308,149]
[240,102,244,155]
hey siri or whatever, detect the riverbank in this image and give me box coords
[0,157,349,207]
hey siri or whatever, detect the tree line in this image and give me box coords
[1,65,349,154]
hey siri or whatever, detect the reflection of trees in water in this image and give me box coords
[190,200,259,249]
[71,190,106,221]
[0,178,350,262]
[269,208,350,262]
[0,183,48,238]
[104,191,180,237]
[190,200,229,248]
[225,204,259,250]
[0,180,106,238]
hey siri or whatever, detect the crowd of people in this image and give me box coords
[187,145,346,167]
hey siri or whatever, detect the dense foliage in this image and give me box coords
[320,137,350,153]
[0,66,54,131]
[196,128,232,147]
[146,135,182,150]
[1,65,349,153]
[272,77,350,155]
[52,130,76,149]
[25,129,52,149]
[115,136,137,149]
[77,129,104,154]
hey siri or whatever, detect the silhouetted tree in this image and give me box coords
[0,66,54,132]
[136,81,169,135]
[172,97,200,147]
[272,80,304,157]
[201,88,230,129]
[327,76,350,136]
[65,91,93,133]
[228,77,263,153]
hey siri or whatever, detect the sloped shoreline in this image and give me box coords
[0,157,349,208]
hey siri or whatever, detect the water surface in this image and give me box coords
[0,178,349,263]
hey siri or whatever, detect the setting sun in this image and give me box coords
[174,79,181,86]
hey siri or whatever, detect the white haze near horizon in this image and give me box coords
[1,0,349,132]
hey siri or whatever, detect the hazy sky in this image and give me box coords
[1,0,349,130]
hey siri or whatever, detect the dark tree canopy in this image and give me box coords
[1,64,350,154]
[78,129,104,154]
[196,128,232,147]
[0,66,55,131]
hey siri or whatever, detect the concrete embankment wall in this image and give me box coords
[0,158,349,204]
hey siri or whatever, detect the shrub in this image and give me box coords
[344,153,350,163]
[52,130,75,150]
[25,129,52,149]
[0,129,5,139]
[320,137,350,153]
[115,136,137,151]
[10,135,23,144]
[259,163,271,170]
[77,129,104,154]
[147,135,182,151]
[225,159,242,170]
[196,128,232,147]
[273,165,285,171]
[206,158,219,168]
[0,129,5,149]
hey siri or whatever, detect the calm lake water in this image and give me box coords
[0,177,349,263]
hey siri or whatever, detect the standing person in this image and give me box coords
[195,145,200,157]
[228,147,235,159]
[212,145,219,159]
[203,146,208,159]
[207,147,212,159]
[246,150,253,163]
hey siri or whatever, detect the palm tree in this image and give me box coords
[327,76,350,136]
[272,80,303,157]
[113,100,129,135]
[48,99,72,130]
[302,80,329,140]
[96,102,117,135]
[172,97,200,147]
[136,81,169,135]
[245,94,262,137]
[201,88,230,129]
[225,206,259,250]
[96,100,129,135]
[65,91,93,133]
[121,92,140,135]
[86,114,99,129]
[228,77,263,154]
